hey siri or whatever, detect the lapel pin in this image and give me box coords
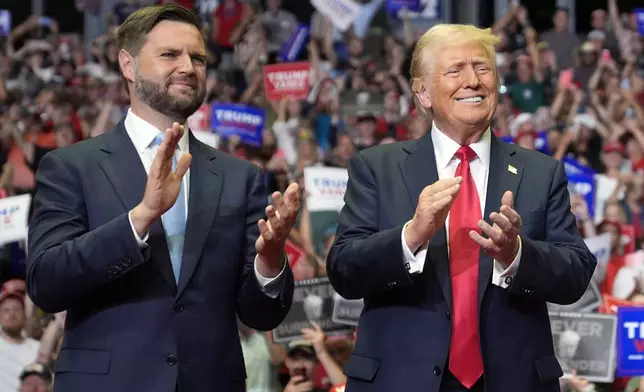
[508,165,517,175]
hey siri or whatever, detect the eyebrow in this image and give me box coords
[444,57,492,68]
[158,47,207,58]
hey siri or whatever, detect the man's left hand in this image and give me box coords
[469,191,521,266]
[256,183,300,271]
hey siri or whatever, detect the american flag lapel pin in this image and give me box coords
[508,165,517,175]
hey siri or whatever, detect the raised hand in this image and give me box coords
[255,183,300,274]
[130,122,192,235]
[469,191,521,266]
[404,177,463,252]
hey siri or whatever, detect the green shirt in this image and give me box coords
[511,80,545,113]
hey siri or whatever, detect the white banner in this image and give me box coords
[304,166,348,212]
[584,233,612,283]
[311,0,361,32]
[0,194,31,246]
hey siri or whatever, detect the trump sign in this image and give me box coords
[617,307,644,376]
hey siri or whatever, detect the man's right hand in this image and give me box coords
[130,122,192,237]
[284,376,314,392]
[404,177,462,252]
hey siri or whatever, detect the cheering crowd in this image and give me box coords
[0,0,643,391]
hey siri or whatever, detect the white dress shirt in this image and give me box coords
[401,123,522,288]
[124,109,284,295]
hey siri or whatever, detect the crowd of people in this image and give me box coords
[0,0,643,391]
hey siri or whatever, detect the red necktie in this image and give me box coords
[448,146,484,388]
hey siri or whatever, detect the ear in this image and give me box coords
[415,86,432,111]
[118,49,135,84]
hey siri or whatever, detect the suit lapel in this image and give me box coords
[477,136,523,308]
[400,133,453,310]
[98,123,177,293]
[176,132,223,297]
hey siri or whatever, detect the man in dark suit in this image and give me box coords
[26,5,297,392]
[327,24,596,392]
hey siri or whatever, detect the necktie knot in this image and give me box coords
[455,146,477,162]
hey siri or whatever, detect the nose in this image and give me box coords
[461,65,480,89]
[176,53,196,74]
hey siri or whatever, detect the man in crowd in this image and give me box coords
[0,280,40,392]
[327,24,596,391]
[26,4,298,392]
[19,363,52,392]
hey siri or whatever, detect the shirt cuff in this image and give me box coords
[492,236,522,288]
[401,221,427,275]
[254,254,286,299]
[128,210,149,248]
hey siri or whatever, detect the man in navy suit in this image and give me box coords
[327,24,596,392]
[26,5,297,392]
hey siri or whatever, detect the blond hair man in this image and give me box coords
[327,24,595,392]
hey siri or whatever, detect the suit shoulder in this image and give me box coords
[355,140,414,165]
[505,142,559,169]
[45,132,112,165]
[202,143,260,174]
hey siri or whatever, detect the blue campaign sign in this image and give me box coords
[564,156,595,177]
[385,0,422,13]
[210,104,265,147]
[567,172,595,220]
[280,24,309,62]
[0,10,11,36]
[391,0,441,19]
[617,307,644,376]
[635,9,644,35]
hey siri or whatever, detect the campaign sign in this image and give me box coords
[393,0,442,20]
[263,62,311,102]
[332,293,364,326]
[385,0,422,13]
[0,194,32,246]
[273,277,353,343]
[285,239,306,268]
[187,104,212,133]
[617,307,644,376]
[635,9,644,35]
[550,311,617,382]
[280,24,310,62]
[564,156,595,177]
[210,104,264,147]
[311,0,361,32]
[567,172,595,221]
[304,167,348,212]
[0,10,11,36]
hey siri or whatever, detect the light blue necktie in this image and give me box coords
[152,134,186,283]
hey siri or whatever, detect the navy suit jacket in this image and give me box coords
[327,132,596,392]
[26,122,294,392]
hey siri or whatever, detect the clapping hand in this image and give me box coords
[469,191,522,266]
[131,123,191,235]
[255,183,300,272]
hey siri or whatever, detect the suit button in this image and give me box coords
[445,310,451,320]
[433,366,441,376]
[120,258,132,266]
[166,354,177,366]
[173,303,184,313]
[504,276,513,285]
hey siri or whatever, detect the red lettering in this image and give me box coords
[634,339,644,352]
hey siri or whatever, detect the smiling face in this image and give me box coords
[120,19,207,120]
[418,40,498,142]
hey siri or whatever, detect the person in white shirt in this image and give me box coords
[326,23,595,392]
[0,285,40,392]
[26,4,298,392]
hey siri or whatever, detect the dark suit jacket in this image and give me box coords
[26,122,294,392]
[326,132,596,392]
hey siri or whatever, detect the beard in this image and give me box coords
[134,67,205,121]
